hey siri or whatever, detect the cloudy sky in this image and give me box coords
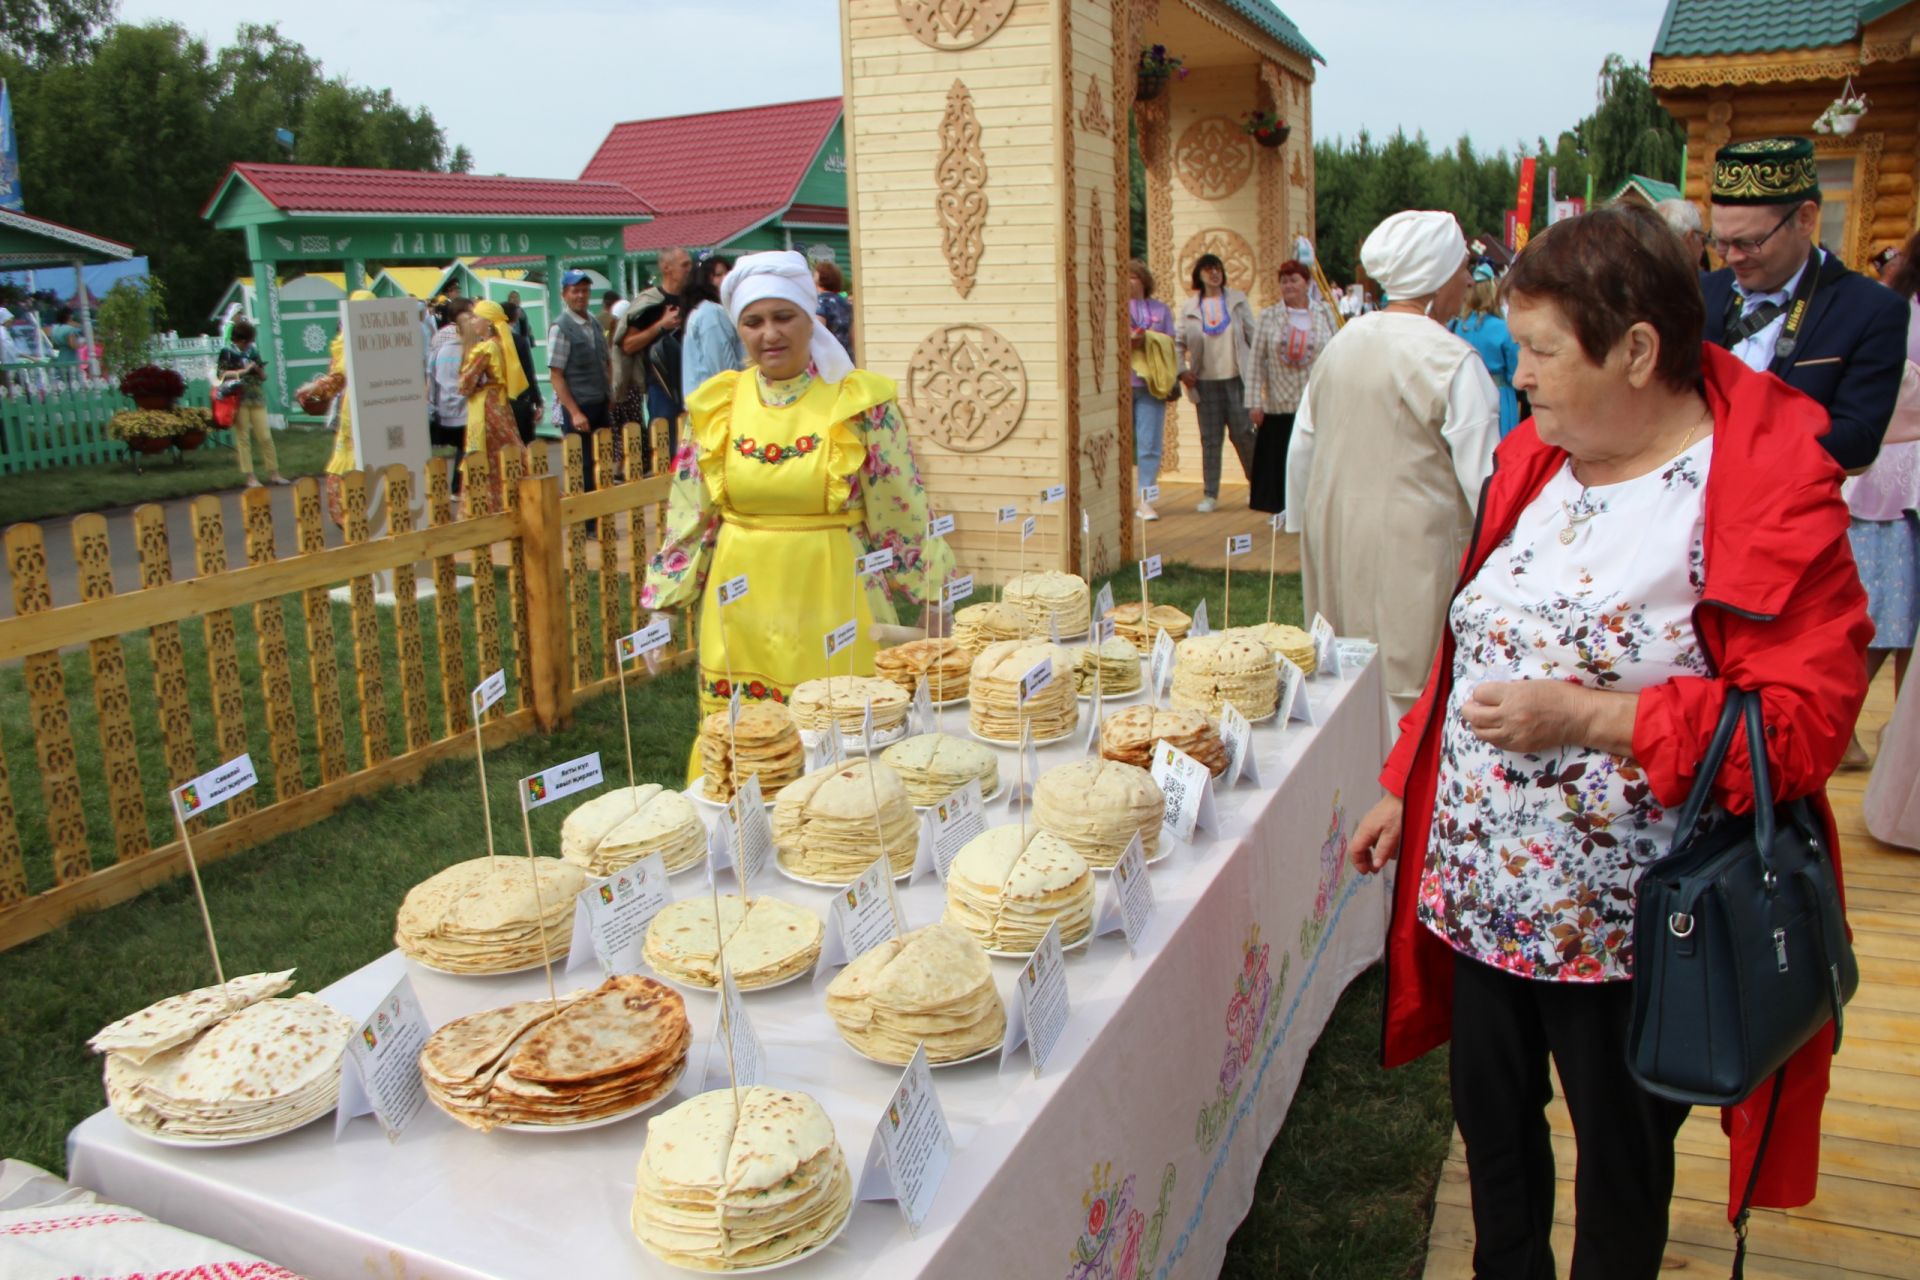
[121,0,1677,178]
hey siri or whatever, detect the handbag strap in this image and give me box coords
[1730,1069,1786,1280]
[1741,692,1779,873]
[1669,689,1748,851]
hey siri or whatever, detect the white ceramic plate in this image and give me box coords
[1077,682,1143,703]
[1089,842,1173,873]
[967,725,1079,749]
[910,776,1002,810]
[773,858,913,890]
[844,1039,1003,1070]
[494,1063,688,1133]
[683,783,777,814]
[653,958,820,995]
[801,721,911,757]
[637,1203,851,1275]
[121,1100,336,1149]
[985,930,1094,960]
[406,953,562,979]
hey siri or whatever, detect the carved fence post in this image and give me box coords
[519,474,573,731]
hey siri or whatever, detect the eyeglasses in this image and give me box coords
[1709,206,1798,257]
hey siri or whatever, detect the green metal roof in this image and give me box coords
[1652,0,1909,58]
[1611,174,1684,205]
[1220,0,1324,65]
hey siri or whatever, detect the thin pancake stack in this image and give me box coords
[879,732,1000,806]
[395,857,587,974]
[773,760,919,882]
[1107,602,1192,653]
[788,676,910,739]
[420,976,689,1131]
[1099,705,1230,777]
[1072,636,1144,696]
[697,704,806,803]
[826,922,1006,1064]
[1034,758,1164,867]
[631,1086,853,1271]
[1171,632,1280,720]
[952,601,1034,654]
[968,640,1078,743]
[1229,622,1317,674]
[643,893,824,989]
[874,637,973,703]
[945,825,1095,953]
[1003,570,1092,637]
[561,785,707,876]
[93,973,353,1143]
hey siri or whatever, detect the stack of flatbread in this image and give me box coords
[772,760,919,882]
[92,971,353,1143]
[631,1086,853,1271]
[945,825,1095,953]
[825,923,1006,1064]
[419,976,690,1131]
[875,637,973,703]
[1034,759,1164,867]
[1229,622,1317,674]
[561,785,707,876]
[1099,706,1230,777]
[1171,632,1279,720]
[1108,602,1192,653]
[395,857,587,973]
[1072,636,1144,696]
[968,640,1079,743]
[788,676,910,738]
[879,733,1000,806]
[698,704,806,803]
[643,893,824,989]
[1003,570,1092,637]
[952,601,1034,654]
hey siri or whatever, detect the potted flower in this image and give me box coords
[106,405,214,470]
[1814,86,1868,136]
[1241,109,1290,148]
[117,364,187,411]
[1136,45,1187,102]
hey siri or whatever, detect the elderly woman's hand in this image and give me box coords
[1349,795,1403,874]
[1462,680,1638,756]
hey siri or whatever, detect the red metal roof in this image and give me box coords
[204,163,655,219]
[621,206,780,253]
[582,98,841,217]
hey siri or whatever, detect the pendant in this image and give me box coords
[1558,526,1578,545]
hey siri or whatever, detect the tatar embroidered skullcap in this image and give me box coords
[721,250,854,382]
[1360,210,1467,301]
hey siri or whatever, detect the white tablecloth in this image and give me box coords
[68,659,1389,1280]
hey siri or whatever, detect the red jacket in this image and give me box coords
[1379,344,1871,1214]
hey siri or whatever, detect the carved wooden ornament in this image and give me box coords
[937,80,989,298]
[904,324,1028,453]
[1089,188,1107,394]
[1179,227,1257,294]
[1080,73,1111,136]
[1175,116,1255,201]
[898,0,1015,51]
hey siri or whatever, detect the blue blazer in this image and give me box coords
[1701,253,1908,470]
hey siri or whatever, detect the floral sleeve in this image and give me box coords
[639,436,721,611]
[850,400,957,615]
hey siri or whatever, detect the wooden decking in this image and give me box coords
[1135,479,1300,574]
[1423,668,1920,1280]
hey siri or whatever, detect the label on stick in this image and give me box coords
[520,752,603,811]
[860,548,895,576]
[717,574,750,606]
[927,514,956,539]
[824,618,860,661]
[996,505,1018,524]
[1225,533,1253,558]
[1040,484,1066,504]
[471,669,507,717]
[944,574,975,606]
[1140,484,1161,504]
[618,619,673,665]
[1093,582,1114,623]
[1140,554,1163,582]
[1021,515,1037,542]
[1018,656,1054,705]
[173,754,259,819]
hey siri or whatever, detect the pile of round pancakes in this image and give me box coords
[1107,602,1192,653]
[952,601,1034,654]
[395,857,587,974]
[1002,570,1091,637]
[788,676,910,738]
[561,784,708,876]
[1034,758,1164,867]
[945,825,1095,953]
[697,704,806,803]
[1228,621,1317,674]
[773,760,919,882]
[419,975,689,1131]
[875,636,973,702]
[643,893,824,989]
[1099,706,1230,777]
[879,732,1000,806]
[825,922,1006,1064]
[631,1086,853,1271]
[1071,636,1143,696]
[1171,632,1280,720]
[968,640,1078,743]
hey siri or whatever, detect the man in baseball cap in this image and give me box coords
[546,268,613,490]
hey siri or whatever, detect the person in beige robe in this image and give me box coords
[1285,210,1500,721]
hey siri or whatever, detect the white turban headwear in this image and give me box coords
[720,250,853,383]
[1360,210,1467,304]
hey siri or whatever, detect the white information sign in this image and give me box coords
[1018,656,1054,705]
[860,548,895,576]
[335,976,430,1142]
[1280,655,1315,726]
[1040,484,1067,504]
[520,752,602,811]
[1021,515,1037,542]
[728,775,774,897]
[1191,598,1210,638]
[1148,629,1177,702]
[172,754,258,819]
[927,513,956,539]
[1310,613,1341,677]
[471,670,507,717]
[342,297,430,498]
[822,856,904,968]
[912,675,935,737]
[1151,740,1219,845]
[1225,533,1253,558]
[1140,554,1163,582]
[1093,833,1156,953]
[996,505,1018,524]
[825,618,859,661]
[618,619,672,667]
[857,1045,955,1235]
[1001,921,1071,1076]
[702,962,764,1092]
[568,856,672,976]
[717,574,750,606]
[1139,484,1161,504]
[1093,582,1115,623]
[1218,702,1262,789]
[944,574,975,607]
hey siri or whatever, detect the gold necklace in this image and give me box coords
[1559,416,1703,546]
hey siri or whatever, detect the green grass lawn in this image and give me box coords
[0,426,336,526]
[0,559,1450,1278]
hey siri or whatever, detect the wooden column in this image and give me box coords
[519,474,572,731]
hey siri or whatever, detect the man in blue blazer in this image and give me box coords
[1701,136,1907,471]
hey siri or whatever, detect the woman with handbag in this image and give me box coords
[1346,206,1871,1278]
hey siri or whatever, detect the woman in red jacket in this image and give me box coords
[1347,205,1870,1279]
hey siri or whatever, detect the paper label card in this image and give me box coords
[1084,679,1104,757]
[919,778,986,883]
[944,574,975,607]
[173,754,258,819]
[1270,510,1285,531]
[913,675,935,737]
[1310,613,1339,676]
[1003,728,1042,809]
[717,574,750,606]
[1149,629,1176,702]
[996,505,1018,524]
[1140,483,1161,504]
[1081,509,1090,535]
[520,752,602,811]
[1040,483,1066,504]
[1151,740,1218,845]
[569,856,672,976]
[618,619,673,666]
[1094,616,1117,644]
[860,548,895,576]
[1191,598,1210,638]
[706,817,732,875]
[1093,833,1156,954]
[1001,920,1071,1077]
[857,1046,955,1235]
[471,669,507,717]
[1218,702,1262,789]
[336,976,430,1142]
[1093,582,1114,622]
[812,721,846,774]
[824,618,859,661]
[825,856,904,967]
[927,513,956,539]
[1280,656,1315,726]
[703,963,764,1092]
[1226,533,1253,558]
[1021,515,1037,542]
[729,775,774,897]
[1337,638,1377,671]
[1018,656,1054,705]
[1140,554,1163,582]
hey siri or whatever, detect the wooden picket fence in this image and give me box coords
[0,368,218,475]
[0,422,684,950]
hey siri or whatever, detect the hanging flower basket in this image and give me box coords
[1136,69,1168,102]
[1813,81,1868,136]
[1136,45,1187,101]
[1242,111,1291,148]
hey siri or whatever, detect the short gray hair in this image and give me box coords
[1654,198,1702,237]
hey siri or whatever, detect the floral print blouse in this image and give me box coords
[1418,440,1714,982]
[640,367,955,621]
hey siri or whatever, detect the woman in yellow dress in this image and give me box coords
[457,299,529,513]
[641,251,954,730]
[321,288,380,525]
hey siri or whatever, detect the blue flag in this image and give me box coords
[0,81,21,211]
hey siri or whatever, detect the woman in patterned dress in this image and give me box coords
[456,300,527,513]
[1347,206,1869,1278]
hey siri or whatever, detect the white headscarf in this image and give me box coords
[1360,210,1466,304]
[720,250,854,383]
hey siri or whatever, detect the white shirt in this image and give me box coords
[1282,354,1499,533]
[1729,247,1819,374]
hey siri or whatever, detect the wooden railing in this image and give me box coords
[0,370,219,474]
[0,422,685,950]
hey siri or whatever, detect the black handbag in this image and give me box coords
[1628,688,1856,1107]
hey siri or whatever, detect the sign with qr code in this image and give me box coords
[343,296,430,501]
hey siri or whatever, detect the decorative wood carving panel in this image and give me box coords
[1080,73,1111,136]
[898,0,1014,51]
[1089,188,1106,395]
[1059,0,1081,571]
[904,325,1029,453]
[1257,63,1287,307]
[1179,228,1258,298]
[937,80,989,299]
[1174,116,1255,201]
